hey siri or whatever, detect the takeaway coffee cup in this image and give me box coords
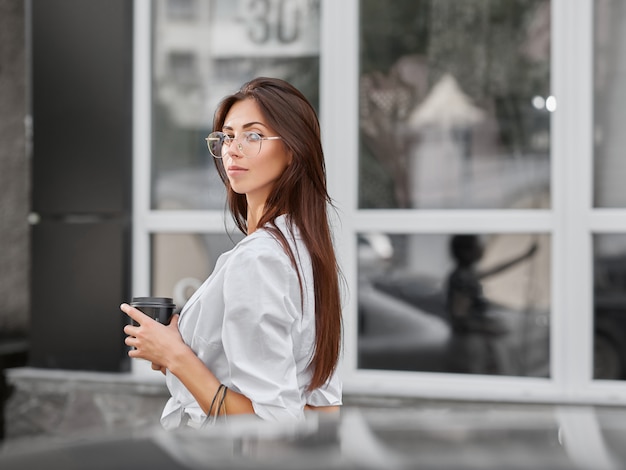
[130,297,176,325]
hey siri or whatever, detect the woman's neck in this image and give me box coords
[246,200,264,234]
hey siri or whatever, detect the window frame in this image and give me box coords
[133,0,626,404]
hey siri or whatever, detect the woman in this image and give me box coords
[121,77,343,428]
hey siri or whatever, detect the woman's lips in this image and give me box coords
[227,165,248,176]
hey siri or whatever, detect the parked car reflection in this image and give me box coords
[593,253,626,380]
[359,234,626,380]
[358,269,551,377]
[357,233,550,377]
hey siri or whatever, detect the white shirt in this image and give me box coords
[160,215,342,429]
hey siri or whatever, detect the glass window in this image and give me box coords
[593,0,626,208]
[151,0,321,210]
[593,234,626,380]
[151,232,244,309]
[166,0,198,21]
[168,52,198,86]
[358,0,551,209]
[137,0,626,404]
[358,232,550,377]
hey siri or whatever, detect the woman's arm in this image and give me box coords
[121,303,254,416]
[166,340,255,416]
[305,405,340,413]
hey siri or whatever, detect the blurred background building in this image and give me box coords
[2,0,626,440]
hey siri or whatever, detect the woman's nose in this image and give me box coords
[225,140,244,158]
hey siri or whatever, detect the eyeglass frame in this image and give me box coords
[205,131,282,159]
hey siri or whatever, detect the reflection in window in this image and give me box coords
[151,233,243,310]
[593,0,626,208]
[593,234,626,380]
[357,232,551,377]
[168,52,198,86]
[166,0,197,21]
[358,0,551,209]
[151,0,320,210]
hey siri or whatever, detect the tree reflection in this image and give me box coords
[359,0,551,209]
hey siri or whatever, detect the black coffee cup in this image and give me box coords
[130,297,176,325]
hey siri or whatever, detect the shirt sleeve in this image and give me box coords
[221,239,305,421]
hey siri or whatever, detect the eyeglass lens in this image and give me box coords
[206,132,262,159]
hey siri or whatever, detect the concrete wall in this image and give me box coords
[3,368,168,443]
[0,0,29,337]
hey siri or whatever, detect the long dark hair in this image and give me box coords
[212,77,342,390]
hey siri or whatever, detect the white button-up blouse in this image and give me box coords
[160,215,342,429]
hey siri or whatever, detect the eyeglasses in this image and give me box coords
[205,131,282,159]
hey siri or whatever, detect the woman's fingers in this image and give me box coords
[120,303,150,326]
[151,362,167,375]
[168,314,180,331]
[121,307,182,370]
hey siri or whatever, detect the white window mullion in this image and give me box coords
[144,211,230,233]
[354,210,554,234]
[132,0,152,299]
[132,0,161,378]
[320,0,361,379]
[589,211,626,232]
[552,0,595,400]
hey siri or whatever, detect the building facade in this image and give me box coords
[4,0,626,412]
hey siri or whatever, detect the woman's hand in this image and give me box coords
[122,303,254,415]
[121,303,185,372]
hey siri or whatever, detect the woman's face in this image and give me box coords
[220,98,291,206]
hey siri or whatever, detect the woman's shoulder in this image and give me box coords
[239,215,300,249]
[226,216,309,269]
[237,226,283,253]
[231,226,291,266]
